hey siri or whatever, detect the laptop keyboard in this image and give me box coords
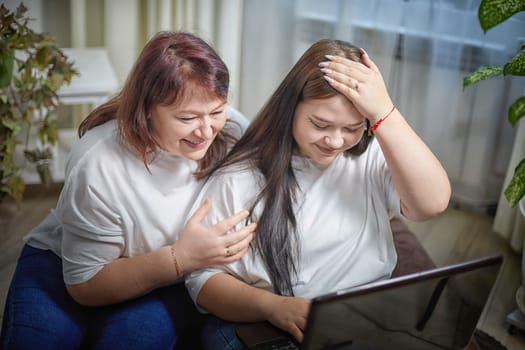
[255,338,300,350]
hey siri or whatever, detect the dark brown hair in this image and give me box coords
[78,31,233,178]
[217,39,373,296]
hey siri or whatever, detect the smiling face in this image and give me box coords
[150,86,227,160]
[293,94,366,165]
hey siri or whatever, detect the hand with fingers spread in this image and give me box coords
[174,198,256,274]
[319,49,394,125]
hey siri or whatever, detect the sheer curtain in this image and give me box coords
[238,0,525,251]
[144,0,245,108]
[71,0,243,108]
[493,122,525,254]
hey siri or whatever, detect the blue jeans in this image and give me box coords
[200,314,247,350]
[1,245,202,350]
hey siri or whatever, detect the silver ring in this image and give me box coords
[355,81,359,90]
[225,247,230,257]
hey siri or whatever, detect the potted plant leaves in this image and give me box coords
[463,0,525,209]
[0,3,78,207]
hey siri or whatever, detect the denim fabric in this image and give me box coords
[1,245,202,350]
[200,314,247,350]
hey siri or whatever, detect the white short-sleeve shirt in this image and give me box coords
[185,139,400,304]
[24,106,248,285]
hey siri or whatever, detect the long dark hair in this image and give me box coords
[216,39,373,296]
[78,31,233,178]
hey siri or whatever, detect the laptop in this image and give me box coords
[236,255,503,350]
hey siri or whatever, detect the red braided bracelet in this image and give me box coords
[370,105,396,133]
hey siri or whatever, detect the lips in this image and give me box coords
[316,144,339,156]
[183,138,208,150]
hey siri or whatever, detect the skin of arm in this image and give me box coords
[371,109,451,221]
[322,51,451,221]
[197,273,311,343]
[66,245,180,306]
[66,199,256,306]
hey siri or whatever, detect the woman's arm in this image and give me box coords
[321,51,451,221]
[197,273,310,343]
[66,245,179,305]
[369,108,451,221]
[66,199,256,306]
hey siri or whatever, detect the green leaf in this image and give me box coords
[504,158,525,207]
[7,174,25,208]
[48,72,65,91]
[463,66,503,88]
[24,148,53,162]
[0,51,14,88]
[35,46,51,68]
[1,137,18,176]
[1,160,16,178]
[478,0,525,32]
[1,118,22,134]
[509,96,525,127]
[504,48,525,76]
[38,123,58,145]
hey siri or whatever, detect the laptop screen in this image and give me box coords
[302,255,502,350]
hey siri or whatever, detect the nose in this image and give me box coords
[195,116,213,139]
[324,131,344,149]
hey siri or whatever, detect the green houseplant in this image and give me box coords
[464,0,525,208]
[0,3,78,206]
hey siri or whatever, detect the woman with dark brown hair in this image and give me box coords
[1,31,255,349]
[185,39,451,349]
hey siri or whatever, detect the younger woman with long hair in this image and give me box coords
[185,39,451,348]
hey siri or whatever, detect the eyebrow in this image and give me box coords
[310,115,364,127]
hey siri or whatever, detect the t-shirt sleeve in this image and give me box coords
[185,170,258,311]
[57,154,124,285]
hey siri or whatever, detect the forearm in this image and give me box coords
[197,273,277,322]
[374,109,451,221]
[66,244,180,306]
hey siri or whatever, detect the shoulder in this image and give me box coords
[213,160,261,185]
[224,105,250,138]
[202,161,263,199]
[65,120,123,177]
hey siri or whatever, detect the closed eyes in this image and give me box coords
[309,117,363,133]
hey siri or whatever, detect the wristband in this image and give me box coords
[369,105,396,136]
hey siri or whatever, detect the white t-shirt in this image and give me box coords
[185,139,400,304]
[25,106,248,285]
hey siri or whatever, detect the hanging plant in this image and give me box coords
[463,0,525,208]
[0,3,78,207]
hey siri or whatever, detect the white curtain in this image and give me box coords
[238,0,296,119]
[145,0,244,108]
[493,121,525,254]
[70,0,243,108]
